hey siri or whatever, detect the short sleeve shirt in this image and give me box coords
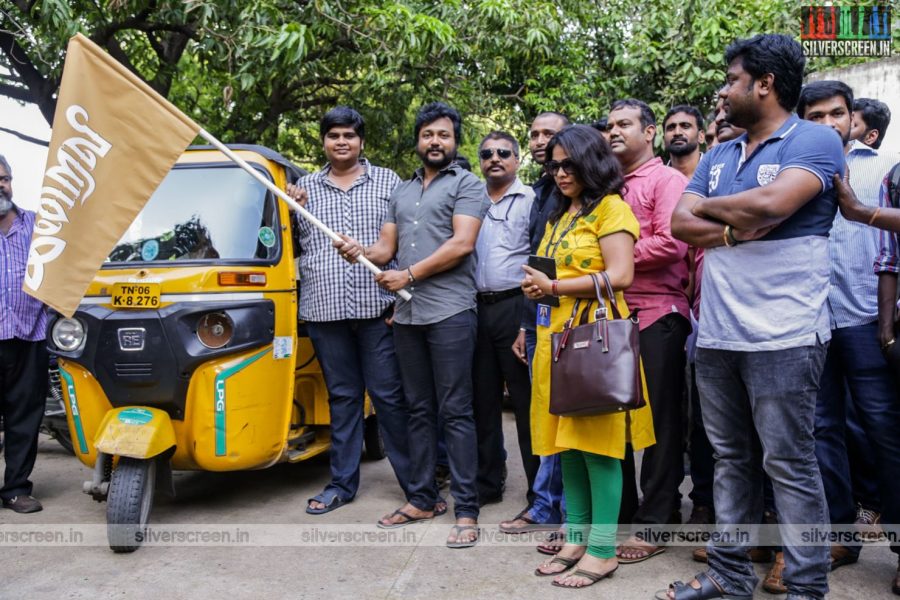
[295,160,400,322]
[386,163,488,325]
[685,115,845,351]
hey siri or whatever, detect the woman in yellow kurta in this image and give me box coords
[521,125,655,588]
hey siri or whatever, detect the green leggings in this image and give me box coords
[560,449,623,558]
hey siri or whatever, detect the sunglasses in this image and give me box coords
[479,148,515,160]
[544,159,577,176]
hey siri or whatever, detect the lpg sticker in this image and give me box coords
[118,407,154,425]
[258,226,276,248]
[273,336,293,359]
[141,239,160,261]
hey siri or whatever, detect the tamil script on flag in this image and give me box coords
[24,33,200,317]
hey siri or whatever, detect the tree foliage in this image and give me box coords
[0,0,884,176]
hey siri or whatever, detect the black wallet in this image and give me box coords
[527,255,560,307]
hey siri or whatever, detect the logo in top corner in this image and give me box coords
[800,5,892,57]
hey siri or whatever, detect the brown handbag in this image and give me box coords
[549,271,645,417]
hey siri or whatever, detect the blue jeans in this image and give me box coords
[524,328,564,524]
[696,344,830,599]
[393,310,479,519]
[814,322,900,556]
[306,317,410,502]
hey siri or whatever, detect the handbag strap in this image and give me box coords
[590,272,623,320]
[565,271,624,328]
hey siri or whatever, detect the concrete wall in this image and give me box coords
[807,57,900,155]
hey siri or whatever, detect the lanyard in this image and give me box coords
[486,193,518,223]
[542,207,585,258]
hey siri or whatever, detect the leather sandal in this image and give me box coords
[500,508,559,533]
[537,529,566,555]
[654,572,752,600]
[763,551,787,594]
[534,555,579,577]
[830,544,858,571]
[551,565,617,588]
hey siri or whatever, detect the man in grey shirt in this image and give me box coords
[471,131,542,522]
[336,102,488,548]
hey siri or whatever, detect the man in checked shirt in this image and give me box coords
[0,154,48,514]
[287,107,412,516]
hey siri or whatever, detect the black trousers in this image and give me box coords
[620,313,690,528]
[472,294,538,504]
[1,338,48,500]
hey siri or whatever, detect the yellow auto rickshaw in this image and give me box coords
[46,145,384,552]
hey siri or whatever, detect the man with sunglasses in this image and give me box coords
[471,132,541,517]
[607,98,691,563]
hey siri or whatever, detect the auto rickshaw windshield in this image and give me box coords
[106,164,280,263]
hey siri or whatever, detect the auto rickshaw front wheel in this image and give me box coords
[107,457,157,553]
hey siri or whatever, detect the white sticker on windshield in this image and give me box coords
[273,336,293,359]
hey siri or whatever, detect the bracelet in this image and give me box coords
[723,225,740,247]
[869,207,881,226]
[407,266,416,283]
[519,327,527,332]
[551,280,560,297]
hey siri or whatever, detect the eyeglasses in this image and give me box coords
[544,159,577,176]
[478,148,515,160]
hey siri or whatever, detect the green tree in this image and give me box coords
[1,1,884,175]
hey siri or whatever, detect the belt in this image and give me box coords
[476,287,523,305]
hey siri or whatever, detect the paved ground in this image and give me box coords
[2,413,897,600]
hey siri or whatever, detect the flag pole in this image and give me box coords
[198,129,412,301]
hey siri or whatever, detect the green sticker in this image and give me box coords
[118,408,154,425]
[258,226,276,248]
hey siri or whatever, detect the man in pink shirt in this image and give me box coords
[607,98,691,563]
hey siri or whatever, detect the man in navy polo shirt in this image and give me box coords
[667,34,844,600]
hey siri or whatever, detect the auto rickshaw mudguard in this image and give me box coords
[94,407,176,459]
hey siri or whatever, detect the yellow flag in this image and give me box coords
[24,33,200,317]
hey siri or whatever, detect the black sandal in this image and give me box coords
[654,572,752,600]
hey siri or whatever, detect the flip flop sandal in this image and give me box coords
[446,525,479,549]
[534,555,579,577]
[305,491,350,515]
[653,572,752,600]
[550,566,618,588]
[376,508,434,529]
[617,544,666,564]
[501,509,560,534]
[537,530,566,555]
[434,499,448,517]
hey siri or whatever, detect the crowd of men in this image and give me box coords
[2,32,899,599]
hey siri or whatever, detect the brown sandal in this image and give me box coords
[535,555,578,577]
[763,551,787,594]
[537,530,566,555]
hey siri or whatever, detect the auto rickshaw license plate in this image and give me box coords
[111,283,161,308]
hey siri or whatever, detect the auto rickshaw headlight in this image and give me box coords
[52,318,86,352]
[197,312,234,349]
